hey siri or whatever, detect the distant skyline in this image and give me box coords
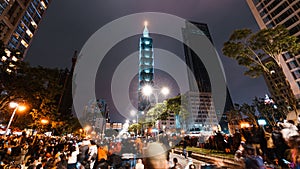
[24,0,270,121]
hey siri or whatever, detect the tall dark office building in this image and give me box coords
[138,22,154,113]
[0,0,51,57]
[182,21,234,132]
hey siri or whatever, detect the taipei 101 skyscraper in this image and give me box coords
[138,21,154,114]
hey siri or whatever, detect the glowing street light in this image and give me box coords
[130,110,136,116]
[130,110,139,123]
[142,84,153,96]
[142,85,170,105]
[84,125,91,132]
[5,102,26,136]
[41,119,49,125]
[161,87,170,96]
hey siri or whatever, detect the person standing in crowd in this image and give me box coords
[264,126,276,164]
[135,159,144,169]
[285,135,300,169]
[272,125,289,166]
[171,158,183,169]
[144,142,169,169]
[182,138,188,158]
[234,150,245,168]
[233,129,242,153]
[244,144,265,169]
[67,145,79,169]
[96,144,108,168]
[87,140,97,169]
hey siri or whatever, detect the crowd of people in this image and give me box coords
[2,120,300,169]
[182,120,300,168]
[0,131,192,169]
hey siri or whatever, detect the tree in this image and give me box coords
[239,103,258,127]
[252,97,285,127]
[165,95,190,129]
[226,104,243,125]
[128,123,141,135]
[0,42,23,121]
[223,26,300,115]
[227,96,286,128]
[0,62,79,134]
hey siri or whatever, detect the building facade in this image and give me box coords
[182,21,234,132]
[246,0,300,101]
[184,91,219,131]
[0,0,51,56]
[138,22,154,113]
[84,99,109,135]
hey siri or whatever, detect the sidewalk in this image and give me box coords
[170,152,209,168]
[174,148,242,169]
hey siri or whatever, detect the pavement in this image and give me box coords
[173,149,241,169]
[169,152,216,169]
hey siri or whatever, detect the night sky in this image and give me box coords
[24,0,270,122]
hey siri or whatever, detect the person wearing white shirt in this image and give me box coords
[67,144,79,169]
[87,140,97,169]
[135,159,144,169]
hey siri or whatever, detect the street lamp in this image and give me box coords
[141,85,170,130]
[141,85,170,104]
[79,129,83,138]
[41,119,49,125]
[40,119,49,134]
[84,125,91,137]
[142,84,153,97]
[130,110,138,123]
[4,102,26,136]
[161,87,170,96]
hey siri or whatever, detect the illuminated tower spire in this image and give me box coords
[143,21,149,37]
[138,21,154,113]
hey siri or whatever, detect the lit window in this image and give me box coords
[13,33,20,39]
[4,49,11,57]
[6,69,12,73]
[1,56,7,61]
[31,21,37,28]
[21,39,29,48]
[26,29,33,38]
[9,63,15,67]
[11,56,18,62]
[40,1,47,9]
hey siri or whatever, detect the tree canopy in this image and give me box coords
[0,58,80,134]
[222,26,300,115]
[222,26,300,77]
